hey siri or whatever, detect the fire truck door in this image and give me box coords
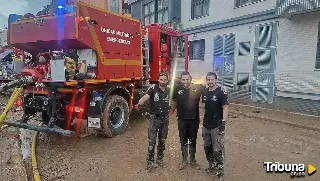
[170,35,188,79]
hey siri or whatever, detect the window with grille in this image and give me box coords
[157,0,169,11]
[157,10,169,24]
[156,0,169,24]
[110,0,119,13]
[235,0,264,8]
[191,0,209,19]
[143,1,155,25]
[189,39,205,61]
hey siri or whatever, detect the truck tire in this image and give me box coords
[100,95,129,137]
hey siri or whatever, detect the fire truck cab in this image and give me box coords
[143,24,188,83]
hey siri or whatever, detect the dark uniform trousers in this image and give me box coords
[178,119,200,161]
[147,114,169,163]
[202,126,225,175]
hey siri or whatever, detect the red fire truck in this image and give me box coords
[2,1,188,137]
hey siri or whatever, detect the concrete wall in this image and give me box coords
[0,30,7,46]
[181,0,275,29]
[276,11,320,96]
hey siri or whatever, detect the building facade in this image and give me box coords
[0,29,7,47]
[181,0,320,102]
[75,0,124,13]
[122,0,131,16]
[128,0,181,25]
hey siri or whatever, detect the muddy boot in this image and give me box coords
[146,148,156,172]
[204,162,215,173]
[204,145,215,173]
[189,145,200,170]
[156,158,163,167]
[215,164,224,179]
[156,154,165,167]
[214,151,224,179]
[146,161,155,173]
[179,145,188,170]
[156,143,165,167]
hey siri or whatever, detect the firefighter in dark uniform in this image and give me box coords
[202,72,229,179]
[134,72,170,172]
[171,71,205,170]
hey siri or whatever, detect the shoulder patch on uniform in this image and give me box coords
[192,87,197,93]
[221,86,228,94]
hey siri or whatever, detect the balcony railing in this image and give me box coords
[277,0,320,16]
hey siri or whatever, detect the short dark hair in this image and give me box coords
[206,72,217,79]
[180,71,191,77]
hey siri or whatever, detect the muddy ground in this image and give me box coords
[0,95,27,181]
[1,102,320,181]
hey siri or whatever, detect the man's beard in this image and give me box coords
[207,83,216,88]
[183,83,190,88]
[159,83,166,87]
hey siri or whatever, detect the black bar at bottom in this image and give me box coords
[4,120,75,137]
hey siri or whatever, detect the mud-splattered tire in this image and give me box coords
[99,95,129,137]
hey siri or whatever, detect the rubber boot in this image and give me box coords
[146,161,155,173]
[214,151,224,178]
[146,148,156,172]
[204,145,215,173]
[156,154,164,167]
[189,145,200,170]
[156,141,165,167]
[179,145,188,170]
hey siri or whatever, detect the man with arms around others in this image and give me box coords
[171,71,205,170]
[202,72,229,179]
[134,72,170,173]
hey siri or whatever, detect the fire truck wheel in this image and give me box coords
[100,95,129,137]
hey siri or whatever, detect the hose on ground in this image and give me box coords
[0,88,23,128]
[32,122,44,181]
[0,125,8,131]
[0,80,42,181]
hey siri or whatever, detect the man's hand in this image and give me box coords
[219,121,226,133]
[134,104,140,110]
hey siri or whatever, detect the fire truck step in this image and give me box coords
[4,120,75,136]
